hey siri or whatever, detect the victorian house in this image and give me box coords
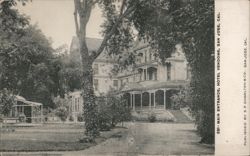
[92,39,191,111]
[69,37,191,115]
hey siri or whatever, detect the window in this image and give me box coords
[113,80,118,87]
[167,63,171,80]
[126,78,129,82]
[93,64,99,74]
[93,79,99,91]
[145,50,147,62]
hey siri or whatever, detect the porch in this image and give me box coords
[122,89,178,111]
[8,96,44,123]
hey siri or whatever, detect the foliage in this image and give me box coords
[69,115,74,122]
[0,89,15,116]
[55,107,69,122]
[96,95,131,131]
[147,112,156,123]
[53,96,70,122]
[53,96,69,108]
[170,86,192,110]
[18,113,26,122]
[58,54,83,92]
[77,113,84,122]
[0,1,68,108]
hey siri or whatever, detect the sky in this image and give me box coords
[17,0,104,49]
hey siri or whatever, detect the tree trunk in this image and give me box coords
[79,35,100,138]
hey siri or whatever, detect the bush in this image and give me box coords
[97,109,112,131]
[0,89,15,117]
[0,114,4,123]
[55,107,69,122]
[18,113,26,122]
[96,95,131,131]
[69,115,74,122]
[77,114,84,122]
[170,87,192,110]
[147,112,156,122]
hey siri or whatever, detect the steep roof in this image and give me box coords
[70,36,103,53]
[70,36,117,63]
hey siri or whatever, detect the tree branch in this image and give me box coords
[90,4,136,62]
[119,0,126,16]
[74,0,80,36]
[87,0,99,6]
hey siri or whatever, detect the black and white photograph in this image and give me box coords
[0,0,247,155]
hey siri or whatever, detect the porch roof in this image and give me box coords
[120,80,188,93]
[14,95,42,107]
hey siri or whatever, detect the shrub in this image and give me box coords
[0,89,15,117]
[96,95,131,131]
[18,113,26,122]
[69,115,74,122]
[147,112,156,122]
[0,114,4,123]
[77,114,84,122]
[170,87,192,110]
[97,109,112,131]
[55,106,69,122]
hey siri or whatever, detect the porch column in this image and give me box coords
[146,68,148,80]
[41,105,43,123]
[133,93,135,110]
[153,91,156,108]
[149,92,151,109]
[31,107,33,123]
[140,93,142,109]
[15,106,17,117]
[164,89,166,109]
[130,93,133,108]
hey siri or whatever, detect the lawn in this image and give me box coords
[0,123,127,152]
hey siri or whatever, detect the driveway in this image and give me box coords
[64,122,214,156]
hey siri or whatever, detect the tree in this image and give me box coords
[55,106,69,122]
[0,1,66,108]
[73,0,139,138]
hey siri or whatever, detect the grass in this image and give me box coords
[0,123,127,152]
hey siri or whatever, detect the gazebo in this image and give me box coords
[11,96,43,123]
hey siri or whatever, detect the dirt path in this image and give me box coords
[63,122,214,156]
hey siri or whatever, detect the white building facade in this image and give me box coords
[92,39,191,110]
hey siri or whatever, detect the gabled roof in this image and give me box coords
[70,36,117,63]
[70,36,103,52]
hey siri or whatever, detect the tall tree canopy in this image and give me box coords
[0,0,66,108]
